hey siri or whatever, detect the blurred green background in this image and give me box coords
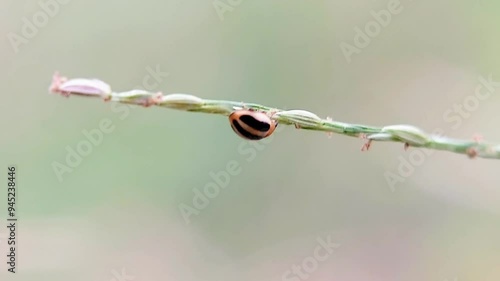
[1,0,500,280]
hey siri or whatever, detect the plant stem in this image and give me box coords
[49,73,500,160]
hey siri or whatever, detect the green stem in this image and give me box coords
[50,77,500,160]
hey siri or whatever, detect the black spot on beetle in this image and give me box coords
[232,120,263,140]
[239,114,271,132]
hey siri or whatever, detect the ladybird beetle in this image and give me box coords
[229,110,278,140]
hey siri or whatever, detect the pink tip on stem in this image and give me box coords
[466,135,483,158]
[361,140,372,151]
[49,72,69,96]
[152,92,164,105]
[141,92,163,107]
[472,134,483,143]
[358,133,371,151]
[49,72,111,98]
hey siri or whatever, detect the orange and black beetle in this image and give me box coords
[229,110,278,140]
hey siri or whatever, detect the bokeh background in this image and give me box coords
[1,0,500,280]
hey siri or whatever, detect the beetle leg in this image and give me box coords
[359,133,372,151]
[404,142,410,150]
[267,108,279,116]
